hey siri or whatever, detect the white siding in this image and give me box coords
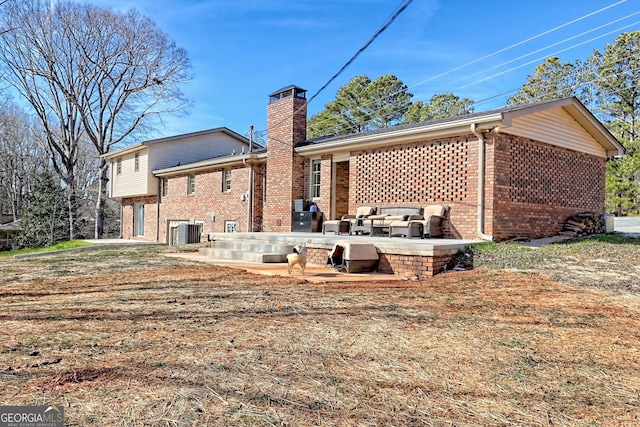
[148,132,249,171]
[111,149,157,198]
[502,108,606,157]
[109,130,249,198]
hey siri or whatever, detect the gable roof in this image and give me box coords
[297,97,624,158]
[104,127,256,159]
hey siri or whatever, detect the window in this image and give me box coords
[134,203,144,236]
[161,178,168,197]
[134,153,140,172]
[223,169,232,192]
[311,159,321,198]
[116,157,122,175]
[187,174,196,195]
[224,220,237,233]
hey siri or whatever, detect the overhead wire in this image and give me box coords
[445,11,640,88]
[258,0,415,146]
[259,0,634,144]
[406,0,629,90]
[304,13,640,136]
[307,0,414,105]
[458,19,640,89]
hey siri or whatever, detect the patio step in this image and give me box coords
[199,239,295,263]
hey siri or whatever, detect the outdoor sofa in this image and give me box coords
[351,205,423,236]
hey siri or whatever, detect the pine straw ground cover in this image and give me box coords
[1,245,639,426]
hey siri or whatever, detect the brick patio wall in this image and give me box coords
[333,132,605,242]
[306,247,452,278]
[348,135,479,239]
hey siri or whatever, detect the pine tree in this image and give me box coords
[15,171,69,248]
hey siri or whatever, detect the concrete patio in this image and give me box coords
[198,232,480,279]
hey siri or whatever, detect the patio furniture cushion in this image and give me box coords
[355,206,376,217]
[410,204,450,238]
[423,205,447,218]
[389,205,449,238]
[322,219,350,235]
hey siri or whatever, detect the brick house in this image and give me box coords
[105,85,623,243]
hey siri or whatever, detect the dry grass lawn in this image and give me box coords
[1,245,639,426]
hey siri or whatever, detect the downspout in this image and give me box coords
[119,203,123,239]
[245,126,255,232]
[156,178,161,242]
[471,123,493,241]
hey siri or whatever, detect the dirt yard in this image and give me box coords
[1,243,639,426]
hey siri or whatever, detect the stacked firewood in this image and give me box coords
[559,212,605,237]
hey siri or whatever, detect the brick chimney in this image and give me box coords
[263,85,308,232]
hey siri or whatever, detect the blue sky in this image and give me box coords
[87,0,640,140]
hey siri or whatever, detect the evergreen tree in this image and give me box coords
[590,31,640,215]
[307,75,412,139]
[15,171,69,248]
[403,93,475,124]
[507,57,586,106]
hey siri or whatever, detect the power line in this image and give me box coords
[459,19,640,90]
[260,0,414,147]
[304,13,639,135]
[261,0,633,144]
[446,11,640,89]
[407,0,629,90]
[306,0,414,105]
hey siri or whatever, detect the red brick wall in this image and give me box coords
[305,247,450,278]
[339,132,605,241]
[318,155,333,216]
[348,135,478,239]
[264,95,308,232]
[121,195,158,241]
[123,164,261,243]
[334,161,350,219]
[378,253,451,277]
[252,163,266,231]
[489,133,605,241]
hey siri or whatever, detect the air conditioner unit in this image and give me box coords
[176,223,202,245]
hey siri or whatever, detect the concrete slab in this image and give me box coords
[163,253,408,283]
[207,232,480,257]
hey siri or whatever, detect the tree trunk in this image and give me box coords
[65,164,78,241]
[94,159,109,239]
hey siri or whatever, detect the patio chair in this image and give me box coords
[322,206,376,235]
[389,205,449,238]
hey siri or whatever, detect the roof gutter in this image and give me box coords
[471,123,493,241]
[296,114,504,156]
[153,152,264,177]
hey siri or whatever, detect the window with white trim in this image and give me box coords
[187,174,196,195]
[224,220,237,233]
[223,169,232,192]
[311,159,321,198]
[161,178,168,197]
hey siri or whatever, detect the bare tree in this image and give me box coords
[0,0,192,239]
[0,102,49,220]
